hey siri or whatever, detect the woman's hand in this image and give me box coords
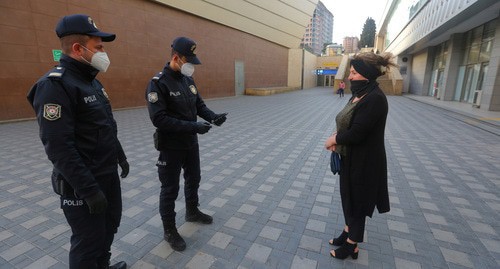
[324,133,337,151]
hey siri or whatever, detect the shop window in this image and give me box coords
[479,41,492,62]
[454,19,496,104]
[467,44,480,64]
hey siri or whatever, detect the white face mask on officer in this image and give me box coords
[80,45,111,72]
[176,57,195,77]
[181,62,195,77]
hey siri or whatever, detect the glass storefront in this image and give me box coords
[454,19,496,104]
[428,42,448,98]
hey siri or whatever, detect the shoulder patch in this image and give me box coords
[47,67,65,78]
[189,85,197,94]
[152,71,163,81]
[148,92,158,103]
[43,103,61,121]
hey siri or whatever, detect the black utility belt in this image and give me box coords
[153,129,196,151]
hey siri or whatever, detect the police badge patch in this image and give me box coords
[189,85,197,94]
[43,104,61,121]
[148,92,158,103]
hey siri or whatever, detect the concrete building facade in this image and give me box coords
[377,0,500,111]
[326,43,343,56]
[0,0,319,121]
[343,36,359,54]
[301,1,333,56]
[315,55,342,87]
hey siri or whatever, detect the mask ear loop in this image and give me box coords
[175,58,182,72]
[175,54,185,71]
[79,44,94,55]
[77,44,94,65]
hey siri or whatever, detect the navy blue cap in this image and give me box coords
[55,14,116,42]
[171,37,201,64]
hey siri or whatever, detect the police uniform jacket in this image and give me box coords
[146,64,216,150]
[27,54,126,199]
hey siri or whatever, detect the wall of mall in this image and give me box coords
[409,51,429,96]
[0,0,291,121]
[377,0,500,111]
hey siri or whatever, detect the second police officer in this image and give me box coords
[146,37,227,251]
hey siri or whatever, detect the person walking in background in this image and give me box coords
[145,37,227,251]
[324,52,396,260]
[27,14,128,269]
[338,80,345,97]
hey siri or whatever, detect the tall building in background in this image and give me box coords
[301,1,333,55]
[343,36,359,54]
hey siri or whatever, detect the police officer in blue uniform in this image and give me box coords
[146,37,227,251]
[27,14,128,269]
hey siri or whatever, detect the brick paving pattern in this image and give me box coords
[0,87,499,268]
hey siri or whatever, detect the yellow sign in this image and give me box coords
[323,62,337,67]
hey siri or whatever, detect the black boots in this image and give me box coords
[185,204,213,224]
[163,205,212,251]
[163,222,186,251]
[98,261,127,269]
[329,230,348,246]
[109,261,127,269]
[330,241,358,260]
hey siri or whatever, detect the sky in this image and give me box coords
[322,0,390,44]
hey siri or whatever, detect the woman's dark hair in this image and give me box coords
[351,52,398,76]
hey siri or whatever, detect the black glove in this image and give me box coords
[119,159,129,178]
[212,113,227,126]
[195,122,212,134]
[84,190,108,214]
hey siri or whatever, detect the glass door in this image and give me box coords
[429,69,444,98]
[428,69,437,96]
[472,63,489,106]
[477,63,489,92]
[435,69,444,99]
[461,64,480,103]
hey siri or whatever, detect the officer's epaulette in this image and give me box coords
[47,66,65,79]
[152,71,163,81]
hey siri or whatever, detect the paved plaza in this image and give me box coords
[0,87,499,268]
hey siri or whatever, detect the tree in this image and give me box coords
[359,17,376,49]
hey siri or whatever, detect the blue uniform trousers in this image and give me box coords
[61,172,122,269]
[157,146,201,222]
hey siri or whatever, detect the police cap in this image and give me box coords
[171,37,201,64]
[55,14,116,42]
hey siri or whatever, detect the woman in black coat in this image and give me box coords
[324,52,397,259]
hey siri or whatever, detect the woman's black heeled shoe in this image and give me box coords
[329,230,348,246]
[330,242,358,260]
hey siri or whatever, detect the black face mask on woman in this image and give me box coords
[350,80,372,97]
